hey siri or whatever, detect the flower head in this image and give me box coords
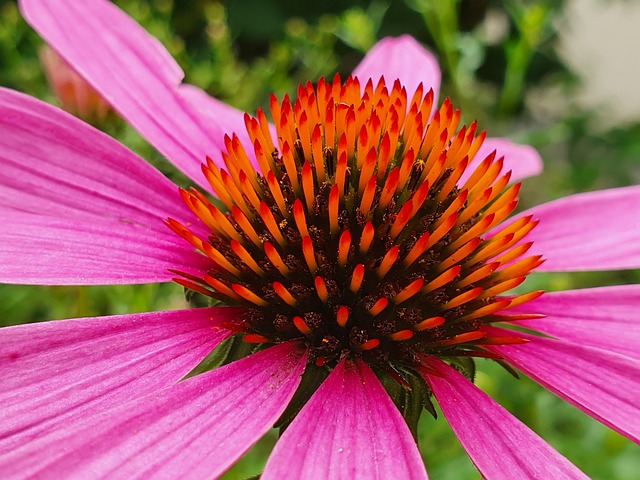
[169,75,541,373]
[1,0,639,479]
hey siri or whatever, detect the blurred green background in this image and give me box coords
[1,0,639,478]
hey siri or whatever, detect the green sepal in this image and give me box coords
[375,365,428,440]
[183,334,261,379]
[495,359,520,379]
[275,363,330,434]
[184,287,212,308]
[447,356,476,383]
[421,389,438,420]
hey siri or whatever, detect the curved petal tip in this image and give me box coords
[353,35,441,101]
[476,137,543,182]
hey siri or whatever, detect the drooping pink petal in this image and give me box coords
[20,0,226,190]
[492,186,640,271]
[352,35,441,102]
[508,285,640,360]
[0,342,305,479]
[487,327,640,444]
[0,212,210,285]
[0,307,238,454]
[460,136,543,185]
[0,87,200,233]
[262,357,427,480]
[179,84,279,170]
[421,357,587,479]
[179,84,255,162]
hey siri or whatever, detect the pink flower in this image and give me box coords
[1,0,639,478]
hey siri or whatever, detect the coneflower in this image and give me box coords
[0,1,638,479]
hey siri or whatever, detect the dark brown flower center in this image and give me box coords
[167,75,541,372]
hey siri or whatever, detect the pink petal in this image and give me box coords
[0,88,210,285]
[179,84,278,170]
[352,35,441,102]
[421,357,587,480]
[179,83,254,157]
[0,307,237,454]
[460,137,543,185]
[487,328,640,444]
[493,186,640,271]
[509,285,640,360]
[20,0,227,189]
[262,357,427,480]
[0,342,305,479]
[0,87,198,232]
[0,212,210,285]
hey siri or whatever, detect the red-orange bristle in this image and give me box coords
[390,329,414,341]
[293,316,312,335]
[350,264,365,292]
[273,281,298,307]
[359,222,375,254]
[338,230,351,267]
[329,184,340,235]
[232,284,268,307]
[377,246,399,278]
[314,276,329,302]
[336,306,349,327]
[393,278,425,304]
[369,297,389,316]
[263,242,290,276]
[415,316,445,331]
[422,265,462,294]
[302,236,319,274]
[358,339,380,351]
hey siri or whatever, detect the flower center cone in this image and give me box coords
[167,74,543,371]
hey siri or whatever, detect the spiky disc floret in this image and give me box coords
[167,75,542,369]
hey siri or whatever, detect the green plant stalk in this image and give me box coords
[415,0,463,101]
[498,36,532,116]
